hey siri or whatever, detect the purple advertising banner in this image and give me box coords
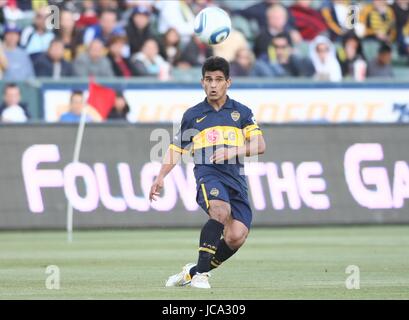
[0,124,408,229]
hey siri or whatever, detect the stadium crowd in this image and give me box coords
[0,0,408,122]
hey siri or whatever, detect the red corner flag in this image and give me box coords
[87,80,116,119]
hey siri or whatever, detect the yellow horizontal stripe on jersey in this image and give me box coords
[243,124,262,139]
[169,144,189,154]
[246,130,263,139]
[192,126,245,150]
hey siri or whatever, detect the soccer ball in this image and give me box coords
[194,7,232,45]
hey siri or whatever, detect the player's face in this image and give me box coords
[201,71,231,102]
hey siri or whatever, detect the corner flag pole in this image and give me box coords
[67,79,92,243]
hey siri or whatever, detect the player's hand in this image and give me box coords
[149,177,164,201]
[210,147,238,164]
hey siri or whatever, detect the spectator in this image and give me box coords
[159,28,183,66]
[155,0,195,45]
[309,35,342,82]
[76,0,100,29]
[230,47,255,77]
[253,33,315,77]
[0,84,30,123]
[367,42,394,78]
[59,91,102,123]
[95,0,124,17]
[1,0,24,21]
[360,0,397,45]
[33,39,74,78]
[83,9,126,47]
[132,38,170,77]
[401,19,409,58]
[177,35,213,68]
[212,29,249,62]
[0,40,8,79]
[20,6,55,60]
[321,0,351,41]
[73,39,115,77]
[336,32,367,79]
[253,4,302,58]
[393,0,409,32]
[289,0,328,41]
[392,0,409,56]
[54,9,84,62]
[49,0,83,13]
[0,2,5,25]
[3,24,35,81]
[107,91,130,120]
[234,0,295,31]
[107,35,141,77]
[126,6,154,55]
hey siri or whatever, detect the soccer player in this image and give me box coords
[149,56,266,289]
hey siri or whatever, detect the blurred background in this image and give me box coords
[1,0,409,229]
[0,0,408,122]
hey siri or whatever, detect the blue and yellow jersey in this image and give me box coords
[169,96,262,194]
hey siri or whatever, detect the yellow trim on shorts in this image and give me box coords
[201,183,209,209]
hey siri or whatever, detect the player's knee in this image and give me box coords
[208,203,230,224]
[225,230,247,249]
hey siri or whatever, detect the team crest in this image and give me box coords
[210,188,219,197]
[231,111,240,121]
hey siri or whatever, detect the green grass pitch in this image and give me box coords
[0,226,408,299]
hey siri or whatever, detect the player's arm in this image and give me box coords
[211,111,265,163]
[238,133,266,157]
[149,113,192,201]
[149,146,183,201]
[210,132,265,163]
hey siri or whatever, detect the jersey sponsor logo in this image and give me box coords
[210,188,219,197]
[206,129,220,143]
[225,131,236,141]
[194,126,244,149]
[196,115,207,123]
[231,111,240,122]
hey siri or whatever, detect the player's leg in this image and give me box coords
[210,216,248,269]
[190,181,232,288]
[189,216,248,276]
[195,199,230,273]
[166,183,230,288]
[208,189,252,270]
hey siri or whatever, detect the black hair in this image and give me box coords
[49,38,64,47]
[378,42,392,54]
[3,83,19,93]
[99,9,118,19]
[342,31,366,60]
[272,32,293,47]
[202,56,230,79]
[70,90,83,101]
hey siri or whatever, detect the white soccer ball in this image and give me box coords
[194,7,232,45]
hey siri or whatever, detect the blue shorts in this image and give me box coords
[196,180,252,230]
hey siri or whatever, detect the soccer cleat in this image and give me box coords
[191,272,211,289]
[165,263,196,287]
